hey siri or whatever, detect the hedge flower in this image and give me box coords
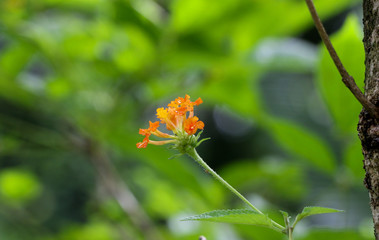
[136,95,288,236]
[137,95,207,152]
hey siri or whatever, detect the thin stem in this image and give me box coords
[304,0,379,120]
[282,212,294,240]
[288,227,294,240]
[188,148,260,212]
[187,148,285,231]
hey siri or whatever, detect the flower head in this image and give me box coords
[137,95,206,152]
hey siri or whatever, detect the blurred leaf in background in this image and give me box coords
[0,169,41,205]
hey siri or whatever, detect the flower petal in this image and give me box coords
[184,117,204,135]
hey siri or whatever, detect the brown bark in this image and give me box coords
[358,0,379,239]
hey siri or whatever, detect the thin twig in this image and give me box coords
[305,0,379,120]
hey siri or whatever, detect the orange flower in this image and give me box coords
[136,121,173,148]
[137,95,205,149]
[184,117,204,135]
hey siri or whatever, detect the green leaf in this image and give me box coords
[0,43,34,79]
[0,169,42,204]
[293,206,343,228]
[171,0,237,33]
[113,26,155,73]
[198,61,263,118]
[182,209,278,230]
[344,138,365,179]
[317,15,364,135]
[221,160,306,201]
[280,210,289,219]
[266,118,335,173]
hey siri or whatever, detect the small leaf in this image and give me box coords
[279,210,289,219]
[280,210,290,229]
[293,206,343,228]
[182,209,278,230]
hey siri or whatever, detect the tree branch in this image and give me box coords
[304,0,379,120]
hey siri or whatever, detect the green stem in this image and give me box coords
[288,227,294,240]
[186,148,285,231]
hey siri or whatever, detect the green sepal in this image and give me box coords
[196,137,210,147]
[195,130,204,140]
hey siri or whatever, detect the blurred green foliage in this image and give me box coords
[0,0,374,239]
[0,169,41,204]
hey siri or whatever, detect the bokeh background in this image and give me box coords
[0,0,374,239]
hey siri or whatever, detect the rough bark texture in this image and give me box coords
[359,0,379,239]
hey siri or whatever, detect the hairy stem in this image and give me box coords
[186,148,285,231]
[289,229,294,240]
[304,0,379,120]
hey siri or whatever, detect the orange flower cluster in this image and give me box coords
[137,95,204,149]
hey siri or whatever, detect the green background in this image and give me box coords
[0,0,373,239]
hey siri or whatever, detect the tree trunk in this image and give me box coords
[358,0,379,239]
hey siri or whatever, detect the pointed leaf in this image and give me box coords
[182,209,276,229]
[280,210,290,228]
[267,118,335,173]
[280,210,289,219]
[293,206,343,227]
